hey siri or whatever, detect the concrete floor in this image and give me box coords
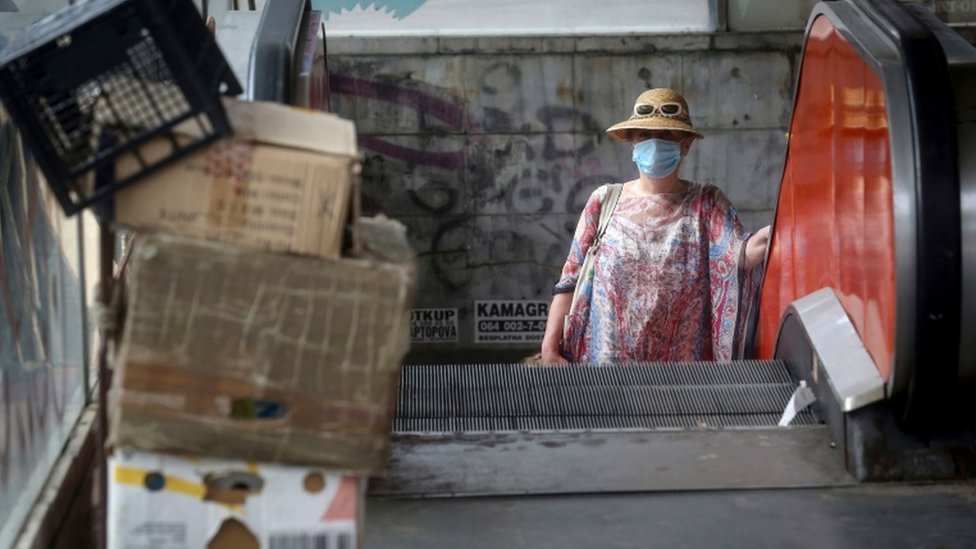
[365,483,976,548]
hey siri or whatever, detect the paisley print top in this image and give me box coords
[554,182,761,364]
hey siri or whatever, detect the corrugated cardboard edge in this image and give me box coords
[345,163,363,257]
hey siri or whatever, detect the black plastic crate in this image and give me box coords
[0,0,243,216]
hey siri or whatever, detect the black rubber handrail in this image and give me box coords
[855,0,961,434]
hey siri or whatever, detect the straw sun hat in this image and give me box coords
[606,88,704,141]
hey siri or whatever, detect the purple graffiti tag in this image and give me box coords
[330,73,471,173]
[358,135,466,171]
[330,73,468,130]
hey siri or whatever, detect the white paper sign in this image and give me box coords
[474,300,548,344]
[411,308,459,342]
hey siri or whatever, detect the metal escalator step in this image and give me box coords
[394,361,819,433]
[393,413,818,432]
[401,360,796,388]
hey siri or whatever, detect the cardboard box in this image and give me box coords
[109,223,415,473]
[112,98,361,259]
[108,449,364,549]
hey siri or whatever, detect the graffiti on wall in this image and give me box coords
[330,64,624,302]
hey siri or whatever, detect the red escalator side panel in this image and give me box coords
[757,15,896,381]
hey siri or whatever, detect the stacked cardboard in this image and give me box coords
[109,229,414,471]
[112,98,361,259]
[106,99,415,548]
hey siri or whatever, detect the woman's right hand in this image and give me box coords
[539,293,573,366]
[541,347,569,365]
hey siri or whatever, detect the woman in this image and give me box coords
[540,88,770,365]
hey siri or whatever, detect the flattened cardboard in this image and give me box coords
[110,227,415,472]
[108,450,364,549]
[112,98,360,259]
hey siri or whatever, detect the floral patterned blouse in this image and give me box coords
[554,181,761,364]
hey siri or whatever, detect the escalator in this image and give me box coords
[360,0,976,544]
[376,361,844,497]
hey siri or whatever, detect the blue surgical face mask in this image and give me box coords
[632,138,682,178]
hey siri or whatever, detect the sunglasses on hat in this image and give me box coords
[634,102,685,118]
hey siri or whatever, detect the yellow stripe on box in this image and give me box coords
[114,466,206,499]
[113,465,244,512]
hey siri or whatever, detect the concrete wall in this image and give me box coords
[325,32,803,361]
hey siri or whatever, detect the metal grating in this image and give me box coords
[394,361,820,432]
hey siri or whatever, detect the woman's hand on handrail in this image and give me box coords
[745,225,771,269]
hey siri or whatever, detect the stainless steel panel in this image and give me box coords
[215,10,262,94]
[372,427,852,497]
[774,288,886,412]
